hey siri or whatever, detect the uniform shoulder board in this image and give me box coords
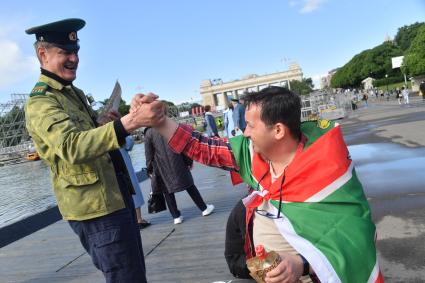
[30,82,48,97]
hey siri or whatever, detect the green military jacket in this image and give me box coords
[25,74,125,221]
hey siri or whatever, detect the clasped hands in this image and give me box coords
[120,93,166,133]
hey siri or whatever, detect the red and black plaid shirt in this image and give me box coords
[168,124,239,172]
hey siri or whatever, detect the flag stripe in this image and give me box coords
[367,259,382,283]
[305,162,354,202]
[276,178,377,282]
[268,204,343,283]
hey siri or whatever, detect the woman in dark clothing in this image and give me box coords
[144,126,214,224]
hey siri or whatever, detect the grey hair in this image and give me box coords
[33,41,55,63]
[33,41,55,51]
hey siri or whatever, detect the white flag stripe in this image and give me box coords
[269,205,342,283]
[305,162,354,202]
[242,190,269,206]
[367,256,381,283]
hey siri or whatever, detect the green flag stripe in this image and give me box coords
[229,135,256,188]
[272,171,376,283]
[271,206,343,282]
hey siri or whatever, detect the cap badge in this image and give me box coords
[69,31,77,41]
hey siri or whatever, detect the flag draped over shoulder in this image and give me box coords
[229,121,384,283]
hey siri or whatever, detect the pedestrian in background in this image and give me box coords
[144,106,214,225]
[419,80,425,100]
[231,98,246,133]
[204,105,220,137]
[362,93,368,106]
[396,88,402,104]
[223,103,236,137]
[402,86,410,104]
[120,136,151,229]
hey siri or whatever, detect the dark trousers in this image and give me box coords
[69,173,146,283]
[225,200,251,279]
[163,185,207,218]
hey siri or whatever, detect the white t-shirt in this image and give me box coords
[252,164,312,282]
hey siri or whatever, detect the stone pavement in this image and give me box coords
[342,95,425,147]
[0,95,424,283]
[0,163,252,283]
[340,95,425,283]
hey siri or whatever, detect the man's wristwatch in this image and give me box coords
[299,254,310,276]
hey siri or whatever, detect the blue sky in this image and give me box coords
[0,0,424,105]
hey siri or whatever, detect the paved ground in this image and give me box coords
[340,96,425,283]
[0,95,424,283]
[0,163,252,283]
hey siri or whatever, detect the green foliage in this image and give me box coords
[394,22,425,51]
[330,22,425,89]
[177,102,202,112]
[118,100,130,116]
[162,100,175,107]
[376,81,411,92]
[162,100,179,118]
[290,77,314,95]
[100,98,130,116]
[373,74,405,87]
[402,25,425,77]
[331,42,403,88]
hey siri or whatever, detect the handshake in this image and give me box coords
[120,93,166,133]
[119,93,178,140]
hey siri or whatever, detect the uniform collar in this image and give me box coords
[38,73,64,90]
[39,68,73,90]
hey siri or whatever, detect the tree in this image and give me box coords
[177,102,191,112]
[191,102,202,108]
[118,99,130,116]
[394,22,425,51]
[162,100,179,117]
[99,98,130,116]
[177,102,202,112]
[290,78,314,95]
[402,25,425,77]
[331,41,403,88]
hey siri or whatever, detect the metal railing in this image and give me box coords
[301,91,355,121]
[0,141,33,155]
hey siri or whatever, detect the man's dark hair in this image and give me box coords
[242,86,301,139]
[204,105,211,112]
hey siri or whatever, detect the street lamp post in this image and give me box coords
[385,74,389,93]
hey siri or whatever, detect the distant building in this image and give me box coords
[361,77,375,90]
[200,63,303,108]
[320,68,339,89]
[410,75,425,92]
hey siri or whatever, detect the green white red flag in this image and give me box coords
[229,121,384,283]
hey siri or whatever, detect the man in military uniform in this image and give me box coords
[25,18,164,282]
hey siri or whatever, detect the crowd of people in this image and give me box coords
[350,83,425,109]
[203,96,246,138]
[24,18,384,283]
